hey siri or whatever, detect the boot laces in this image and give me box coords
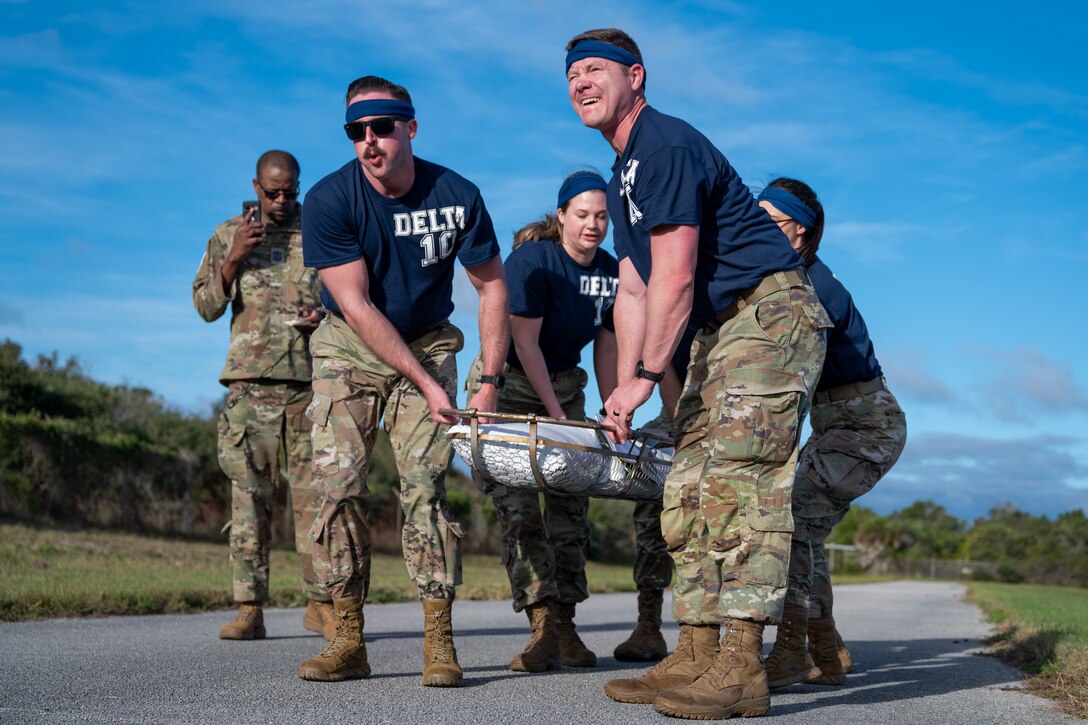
[527,608,547,644]
[709,622,744,676]
[427,614,454,663]
[647,628,693,675]
[707,644,743,680]
[318,611,353,659]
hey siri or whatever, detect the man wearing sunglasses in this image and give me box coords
[297,76,509,688]
[193,150,334,643]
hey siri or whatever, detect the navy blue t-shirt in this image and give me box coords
[302,157,500,341]
[807,257,883,390]
[505,240,618,373]
[609,107,802,329]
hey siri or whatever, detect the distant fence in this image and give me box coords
[826,544,1000,581]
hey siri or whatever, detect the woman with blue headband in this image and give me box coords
[757,178,907,689]
[466,170,619,673]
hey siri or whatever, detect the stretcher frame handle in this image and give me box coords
[441,408,671,498]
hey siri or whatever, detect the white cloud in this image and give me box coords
[880,355,959,406]
[868,431,1088,519]
[967,346,1088,420]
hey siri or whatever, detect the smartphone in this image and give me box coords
[242,200,260,225]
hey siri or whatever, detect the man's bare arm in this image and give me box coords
[319,260,456,423]
[613,257,647,386]
[603,224,697,442]
[640,224,697,376]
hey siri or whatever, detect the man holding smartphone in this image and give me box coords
[193,150,334,642]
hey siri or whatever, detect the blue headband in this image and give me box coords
[757,187,817,229]
[565,39,642,73]
[345,99,415,124]
[557,172,607,208]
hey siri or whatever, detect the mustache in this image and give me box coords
[364,144,386,159]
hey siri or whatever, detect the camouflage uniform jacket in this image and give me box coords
[192,205,322,384]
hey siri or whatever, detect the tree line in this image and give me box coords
[1,339,1084,586]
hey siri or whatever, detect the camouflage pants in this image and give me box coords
[217,380,326,603]
[786,386,907,617]
[632,408,676,592]
[306,314,465,602]
[663,279,830,626]
[466,359,593,611]
[632,499,672,591]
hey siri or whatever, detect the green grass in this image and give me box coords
[968,582,1088,719]
[0,520,640,621]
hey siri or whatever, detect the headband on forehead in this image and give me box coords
[565,39,643,73]
[557,172,607,209]
[345,99,415,124]
[757,187,817,229]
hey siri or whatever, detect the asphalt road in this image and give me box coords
[0,581,1076,724]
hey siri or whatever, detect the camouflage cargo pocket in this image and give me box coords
[216,411,248,481]
[305,391,338,478]
[305,392,332,427]
[660,452,706,553]
[710,373,806,534]
[799,297,833,332]
[438,506,464,587]
[738,528,791,587]
[714,368,808,464]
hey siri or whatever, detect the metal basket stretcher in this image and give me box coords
[443,409,673,501]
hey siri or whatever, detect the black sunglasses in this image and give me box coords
[258,184,299,201]
[343,116,406,141]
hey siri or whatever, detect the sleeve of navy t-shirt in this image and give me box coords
[810,261,850,329]
[505,244,549,319]
[613,239,629,261]
[601,301,616,333]
[635,147,706,232]
[454,190,501,269]
[302,179,363,269]
[600,251,619,333]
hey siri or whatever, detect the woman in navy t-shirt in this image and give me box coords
[467,171,618,672]
[756,177,907,688]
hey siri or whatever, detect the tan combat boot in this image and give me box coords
[297,597,370,681]
[807,617,847,685]
[603,623,720,704]
[422,599,464,687]
[510,600,562,672]
[555,602,597,667]
[653,619,770,719]
[302,599,338,641]
[834,626,853,673]
[614,589,668,662]
[218,602,265,640]
[765,604,822,689]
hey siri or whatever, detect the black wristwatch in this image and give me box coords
[635,360,665,384]
[480,373,506,390]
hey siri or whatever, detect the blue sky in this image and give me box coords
[2,1,1085,521]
